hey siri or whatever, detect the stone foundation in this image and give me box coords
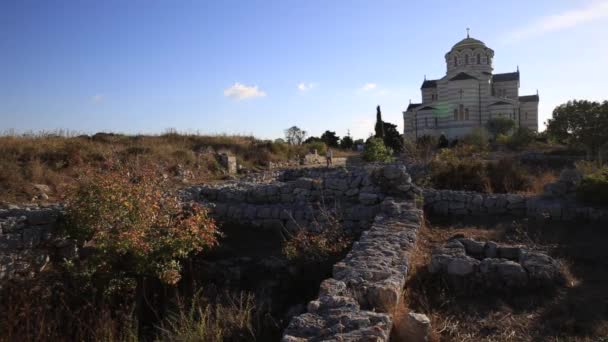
[429,236,564,292]
[0,205,72,282]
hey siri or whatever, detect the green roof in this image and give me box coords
[452,37,486,50]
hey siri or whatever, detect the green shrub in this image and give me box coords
[363,137,393,162]
[506,127,536,150]
[485,117,516,138]
[64,166,219,285]
[430,150,531,193]
[304,140,327,155]
[486,158,532,193]
[462,128,489,151]
[577,168,608,205]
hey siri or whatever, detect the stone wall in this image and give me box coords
[423,189,527,216]
[0,205,72,282]
[423,188,608,222]
[188,166,419,233]
[282,197,423,341]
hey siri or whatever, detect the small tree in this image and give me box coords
[546,100,608,161]
[340,135,354,150]
[375,105,385,139]
[382,121,404,153]
[320,130,340,148]
[363,137,393,162]
[485,117,515,139]
[285,126,307,145]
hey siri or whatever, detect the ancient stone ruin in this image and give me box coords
[429,236,564,292]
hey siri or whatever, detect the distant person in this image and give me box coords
[326,148,333,167]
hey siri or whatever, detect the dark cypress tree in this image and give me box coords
[374,105,385,139]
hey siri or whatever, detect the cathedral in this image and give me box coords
[403,32,539,140]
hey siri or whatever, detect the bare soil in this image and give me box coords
[392,216,608,342]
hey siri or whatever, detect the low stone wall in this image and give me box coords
[423,188,608,222]
[188,166,415,233]
[282,198,423,341]
[423,189,527,216]
[0,205,73,282]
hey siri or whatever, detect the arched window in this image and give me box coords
[525,112,528,120]
[425,117,428,127]
[487,55,492,65]
[453,56,457,66]
[465,54,469,65]
[465,108,470,120]
[477,54,481,64]
[453,109,458,120]
[435,117,438,127]
[459,104,464,121]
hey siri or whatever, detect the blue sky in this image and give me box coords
[2,0,608,140]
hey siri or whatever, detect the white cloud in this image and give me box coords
[360,83,377,91]
[223,82,266,100]
[91,94,105,103]
[503,1,608,43]
[297,82,317,92]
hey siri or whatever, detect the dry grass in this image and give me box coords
[392,217,608,342]
[0,132,358,204]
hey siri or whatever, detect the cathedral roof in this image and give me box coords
[493,72,519,82]
[420,80,437,89]
[407,103,421,111]
[450,72,477,81]
[519,95,539,102]
[490,101,513,106]
[451,37,487,51]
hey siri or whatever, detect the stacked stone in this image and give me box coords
[282,199,423,341]
[282,165,424,342]
[423,189,526,216]
[0,205,71,282]
[193,168,390,233]
[429,236,564,291]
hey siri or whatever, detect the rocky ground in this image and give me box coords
[393,216,608,341]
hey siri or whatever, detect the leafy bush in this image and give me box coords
[486,158,532,193]
[462,128,490,151]
[64,167,219,285]
[363,137,394,162]
[283,207,351,264]
[485,117,516,138]
[430,150,531,193]
[430,149,489,192]
[577,168,608,205]
[506,127,536,150]
[304,140,327,155]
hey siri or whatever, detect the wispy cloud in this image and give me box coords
[503,1,608,43]
[223,82,266,100]
[91,94,105,103]
[360,83,377,91]
[297,82,317,92]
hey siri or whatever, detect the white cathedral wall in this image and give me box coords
[520,101,539,132]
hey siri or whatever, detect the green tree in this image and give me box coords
[374,105,385,139]
[363,137,393,162]
[546,100,608,161]
[340,135,354,150]
[382,121,404,153]
[321,130,340,147]
[285,126,307,145]
[303,136,322,144]
[485,117,516,138]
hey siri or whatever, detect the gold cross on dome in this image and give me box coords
[466,28,470,38]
